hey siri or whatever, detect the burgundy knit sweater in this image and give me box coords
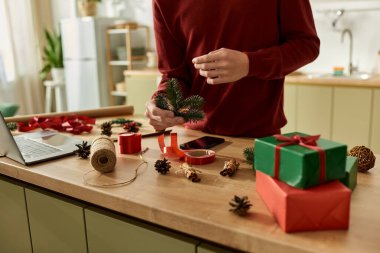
[153,0,320,137]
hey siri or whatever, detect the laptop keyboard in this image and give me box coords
[15,137,61,158]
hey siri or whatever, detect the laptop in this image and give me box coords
[0,112,83,165]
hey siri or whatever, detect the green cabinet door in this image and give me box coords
[197,242,239,253]
[0,176,32,253]
[25,188,87,253]
[85,207,199,253]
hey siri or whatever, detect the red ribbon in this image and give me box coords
[118,133,142,154]
[158,133,185,159]
[184,150,215,165]
[273,134,326,182]
[17,115,95,134]
[158,133,216,165]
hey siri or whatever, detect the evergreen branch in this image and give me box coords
[243,147,255,165]
[178,110,204,122]
[179,95,204,109]
[155,93,170,110]
[165,78,183,111]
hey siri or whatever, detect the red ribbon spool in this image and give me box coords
[158,133,215,165]
[184,150,215,165]
[118,133,142,154]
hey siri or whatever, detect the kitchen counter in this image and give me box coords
[1,110,379,253]
[285,73,380,88]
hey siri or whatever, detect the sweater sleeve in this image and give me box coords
[152,0,191,97]
[246,0,320,80]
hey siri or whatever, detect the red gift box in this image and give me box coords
[256,171,351,233]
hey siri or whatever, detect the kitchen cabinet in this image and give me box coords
[106,24,151,106]
[0,176,32,253]
[124,69,160,115]
[85,207,199,253]
[283,84,297,133]
[297,85,333,139]
[370,89,380,152]
[25,188,87,253]
[284,77,380,153]
[332,87,372,149]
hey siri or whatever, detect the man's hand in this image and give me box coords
[145,101,185,131]
[192,48,249,85]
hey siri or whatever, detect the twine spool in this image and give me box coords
[90,136,117,173]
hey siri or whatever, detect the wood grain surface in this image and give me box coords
[0,115,379,253]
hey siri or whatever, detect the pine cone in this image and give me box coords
[74,141,91,159]
[6,122,17,131]
[229,195,252,217]
[101,121,112,136]
[123,122,140,133]
[154,158,171,174]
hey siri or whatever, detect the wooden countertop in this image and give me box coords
[0,115,379,253]
[285,73,380,88]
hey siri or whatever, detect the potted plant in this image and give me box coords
[40,29,64,82]
[77,0,102,17]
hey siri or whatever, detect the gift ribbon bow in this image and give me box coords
[273,134,326,183]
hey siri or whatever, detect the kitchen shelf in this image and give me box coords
[105,24,151,105]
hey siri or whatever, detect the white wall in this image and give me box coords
[305,0,380,74]
[50,0,380,75]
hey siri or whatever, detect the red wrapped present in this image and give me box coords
[256,171,351,233]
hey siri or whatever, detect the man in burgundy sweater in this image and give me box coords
[145,0,320,137]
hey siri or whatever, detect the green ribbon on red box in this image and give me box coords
[274,134,326,183]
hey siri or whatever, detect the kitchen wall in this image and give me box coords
[51,0,380,75]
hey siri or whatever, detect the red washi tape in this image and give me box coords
[118,133,142,154]
[184,149,216,165]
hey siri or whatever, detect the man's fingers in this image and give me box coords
[194,61,220,70]
[207,76,228,85]
[192,53,220,64]
[199,69,223,78]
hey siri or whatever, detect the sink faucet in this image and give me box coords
[341,28,357,75]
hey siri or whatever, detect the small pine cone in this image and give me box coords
[101,121,112,136]
[155,158,171,174]
[229,195,252,217]
[123,122,140,133]
[7,122,17,131]
[74,141,91,159]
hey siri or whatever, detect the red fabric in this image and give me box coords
[153,0,320,137]
[256,171,351,233]
[273,134,326,182]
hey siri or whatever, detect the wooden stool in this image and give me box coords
[44,80,67,113]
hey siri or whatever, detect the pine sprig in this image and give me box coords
[243,147,255,165]
[155,78,205,123]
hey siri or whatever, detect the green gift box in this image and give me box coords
[254,132,347,189]
[340,156,358,191]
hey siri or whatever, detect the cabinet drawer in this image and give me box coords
[25,188,87,253]
[85,207,198,253]
[0,176,32,253]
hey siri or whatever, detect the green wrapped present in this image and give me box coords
[254,132,347,189]
[340,156,357,191]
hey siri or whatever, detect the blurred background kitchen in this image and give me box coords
[0,0,379,152]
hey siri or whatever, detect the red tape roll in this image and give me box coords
[184,149,216,165]
[118,133,142,154]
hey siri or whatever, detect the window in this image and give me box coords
[0,0,15,83]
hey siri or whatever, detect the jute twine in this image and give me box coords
[348,145,376,173]
[90,136,116,173]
